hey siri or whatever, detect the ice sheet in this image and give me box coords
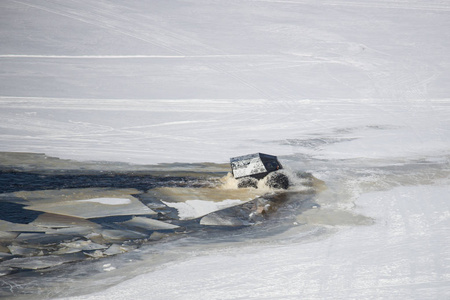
[120,217,179,231]
[24,196,155,219]
[0,0,449,165]
[29,213,101,229]
[163,199,245,220]
[147,186,264,203]
[77,198,132,206]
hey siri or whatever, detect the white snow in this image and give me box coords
[1,0,449,299]
[1,0,449,164]
[61,184,450,300]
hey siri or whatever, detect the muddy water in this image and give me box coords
[1,152,448,299]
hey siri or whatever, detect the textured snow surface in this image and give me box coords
[1,0,449,165]
[62,185,450,300]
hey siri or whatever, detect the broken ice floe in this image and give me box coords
[0,188,164,275]
[144,185,266,220]
[30,213,101,229]
[1,253,85,270]
[0,220,47,233]
[24,196,155,219]
[162,199,246,220]
[0,171,323,277]
[121,216,180,231]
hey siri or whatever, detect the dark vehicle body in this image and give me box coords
[230,153,288,189]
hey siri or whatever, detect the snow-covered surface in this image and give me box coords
[1,0,449,164]
[62,185,450,300]
[1,0,449,299]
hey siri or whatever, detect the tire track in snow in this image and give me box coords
[244,0,450,12]
[10,0,281,101]
[75,0,224,57]
[78,0,285,100]
[11,0,185,56]
[325,0,450,12]
[0,54,268,59]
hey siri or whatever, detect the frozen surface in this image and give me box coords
[62,185,450,300]
[162,199,245,220]
[25,195,155,219]
[0,0,449,164]
[0,0,449,299]
[121,217,179,231]
[77,198,132,206]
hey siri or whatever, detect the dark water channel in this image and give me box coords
[0,170,212,224]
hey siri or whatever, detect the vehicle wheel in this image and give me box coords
[237,177,258,188]
[265,172,289,189]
